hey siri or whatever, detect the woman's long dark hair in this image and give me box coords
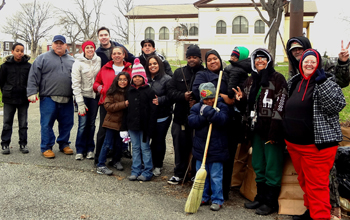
[145,55,165,79]
[106,71,131,96]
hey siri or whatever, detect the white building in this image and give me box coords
[126,0,317,62]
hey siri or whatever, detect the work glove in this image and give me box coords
[120,131,130,143]
[214,107,220,112]
[200,104,208,116]
[315,69,327,84]
[97,85,103,93]
[77,102,88,116]
[28,94,38,103]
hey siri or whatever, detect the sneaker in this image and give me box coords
[210,203,222,211]
[153,167,161,177]
[86,151,94,159]
[2,146,10,155]
[113,162,124,171]
[128,175,137,181]
[167,176,182,185]
[137,175,150,181]
[200,200,210,206]
[123,150,132,159]
[75,153,83,160]
[19,145,29,154]
[42,149,55,158]
[96,166,113,175]
[61,146,73,155]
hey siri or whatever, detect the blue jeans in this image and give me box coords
[129,130,153,180]
[1,103,29,146]
[196,160,224,205]
[75,97,98,154]
[39,97,74,152]
[97,128,122,167]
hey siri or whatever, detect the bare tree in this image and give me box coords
[0,0,5,11]
[58,17,82,56]
[251,0,287,60]
[59,0,104,43]
[113,0,134,45]
[2,0,54,58]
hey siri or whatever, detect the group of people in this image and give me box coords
[1,25,350,218]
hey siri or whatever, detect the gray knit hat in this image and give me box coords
[199,82,216,101]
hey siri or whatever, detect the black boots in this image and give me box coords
[256,185,281,215]
[244,182,265,209]
[292,210,312,220]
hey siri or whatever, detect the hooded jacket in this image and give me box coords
[224,58,251,98]
[284,49,346,149]
[139,50,173,77]
[95,41,135,67]
[239,48,288,143]
[71,53,101,103]
[93,60,132,105]
[27,49,75,97]
[286,36,350,87]
[0,54,31,104]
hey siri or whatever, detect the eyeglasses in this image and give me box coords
[118,79,128,82]
[254,57,267,62]
[303,61,317,65]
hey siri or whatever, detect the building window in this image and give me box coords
[254,20,265,34]
[189,26,198,36]
[174,26,188,40]
[159,27,169,40]
[145,27,155,40]
[232,16,249,34]
[216,20,226,34]
[5,42,9,50]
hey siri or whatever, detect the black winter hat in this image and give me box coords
[205,49,223,71]
[141,39,155,48]
[186,44,201,58]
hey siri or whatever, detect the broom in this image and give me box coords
[184,70,223,213]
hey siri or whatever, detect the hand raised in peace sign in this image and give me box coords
[339,40,350,62]
[232,86,243,101]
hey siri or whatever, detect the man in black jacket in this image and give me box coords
[139,39,173,77]
[166,44,204,184]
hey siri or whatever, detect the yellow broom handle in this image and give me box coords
[201,70,223,166]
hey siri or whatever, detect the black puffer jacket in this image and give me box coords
[148,74,172,119]
[0,55,31,104]
[167,64,205,125]
[224,58,251,98]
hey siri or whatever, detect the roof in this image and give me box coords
[126,4,198,19]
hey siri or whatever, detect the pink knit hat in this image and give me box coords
[131,58,148,85]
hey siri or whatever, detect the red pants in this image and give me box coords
[286,140,337,220]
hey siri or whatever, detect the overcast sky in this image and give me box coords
[0,0,348,56]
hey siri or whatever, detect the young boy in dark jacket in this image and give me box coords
[188,82,229,211]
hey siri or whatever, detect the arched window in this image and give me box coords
[216,20,226,34]
[174,26,188,39]
[145,27,155,40]
[189,26,198,36]
[159,27,169,40]
[254,20,265,34]
[232,16,249,34]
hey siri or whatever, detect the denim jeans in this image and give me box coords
[129,130,153,180]
[39,97,74,152]
[94,104,107,164]
[97,128,122,167]
[196,160,224,205]
[75,97,98,154]
[1,103,29,147]
[150,116,172,168]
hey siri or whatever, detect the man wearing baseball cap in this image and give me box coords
[27,35,75,159]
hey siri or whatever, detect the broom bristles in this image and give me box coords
[184,167,207,213]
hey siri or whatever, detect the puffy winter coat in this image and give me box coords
[224,58,251,98]
[188,99,230,163]
[148,73,172,119]
[71,53,101,103]
[102,90,127,131]
[93,60,132,105]
[167,64,205,125]
[0,54,31,104]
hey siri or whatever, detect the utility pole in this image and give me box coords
[289,0,303,39]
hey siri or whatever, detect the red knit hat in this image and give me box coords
[82,41,96,52]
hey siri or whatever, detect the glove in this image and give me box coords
[200,104,208,116]
[214,107,220,112]
[122,137,131,143]
[77,102,88,116]
[120,131,129,139]
[97,85,103,93]
[28,94,38,103]
[315,69,327,84]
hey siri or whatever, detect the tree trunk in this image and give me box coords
[268,25,278,61]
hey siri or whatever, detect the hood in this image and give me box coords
[235,46,250,60]
[286,36,312,76]
[205,49,223,72]
[298,49,322,80]
[4,54,31,63]
[250,48,273,73]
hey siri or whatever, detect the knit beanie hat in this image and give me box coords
[299,49,320,79]
[231,48,240,59]
[199,82,216,101]
[131,58,148,85]
[186,44,201,58]
[82,40,96,52]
